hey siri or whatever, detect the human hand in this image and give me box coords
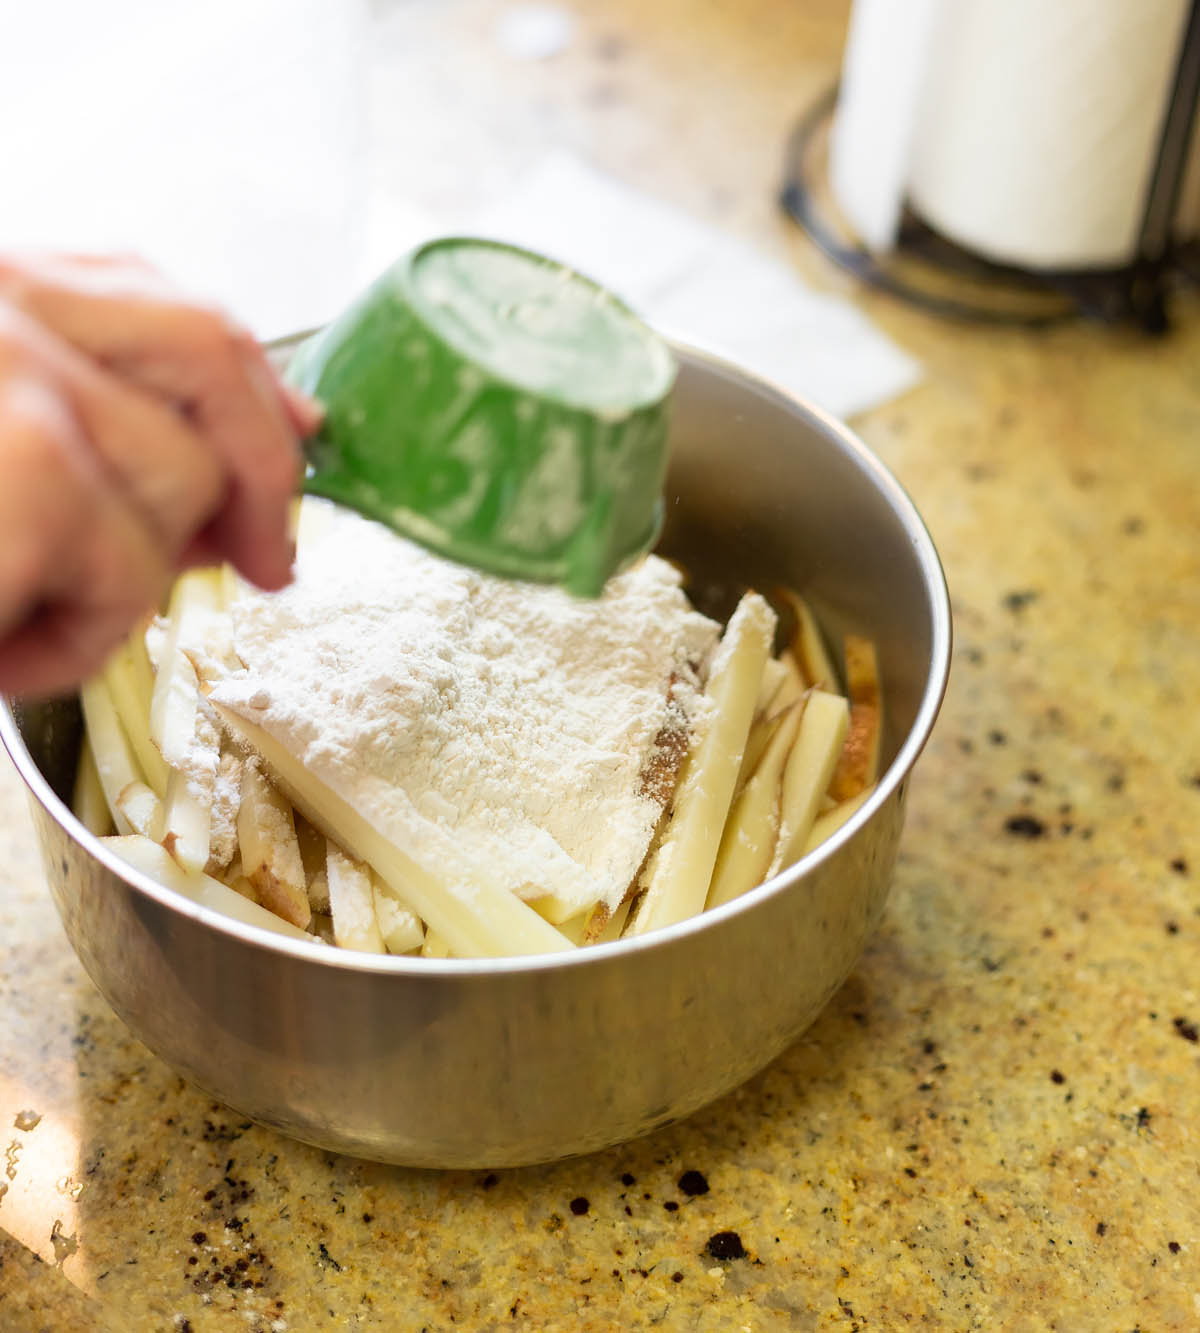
[0,255,320,697]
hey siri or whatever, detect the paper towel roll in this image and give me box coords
[828,0,943,253]
[831,0,1197,271]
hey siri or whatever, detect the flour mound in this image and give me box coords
[209,503,720,917]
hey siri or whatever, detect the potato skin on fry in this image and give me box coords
[237,764,311,930]
[829,634,882,803]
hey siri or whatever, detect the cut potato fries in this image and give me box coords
[803,785,876,854]
[771,691,851,874]
[76,560,886,958]
[159,682,220,875]
[631,592,776,935]
[148,572,230,874]
[777,588,839,691]
[754,656,788,715]
[771,651,809,712]
[326,843,385,953]
[102,836,314,942]
[115,781,163,840]
[737,697,785,793]
[72,739,113,838]
[421,929,452,959]
[829,634,883,802]
[237,763,311,929]
[79,677,141,837]
[103,633,170,798]
[707,702,804,910]
[212,705,572,959]
[150,571,222,763]
[373,885,424,954]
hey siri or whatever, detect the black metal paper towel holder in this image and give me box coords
[780,0,1200,334]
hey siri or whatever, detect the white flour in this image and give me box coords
[209,503,720,916]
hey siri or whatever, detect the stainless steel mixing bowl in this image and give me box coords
[1,346,950,1168]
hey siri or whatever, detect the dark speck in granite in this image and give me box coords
[677,1170,709,1196]
[704,1231,747,1261]
[1002,589,1040,613]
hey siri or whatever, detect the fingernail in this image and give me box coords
[284,384,325,435]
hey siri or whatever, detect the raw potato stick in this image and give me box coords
[103,633,170,797]
[754,656,788,715]
[707,701,805,909]
[150,570,222,763]
[596,898,632,944]
[771,651,808,712]
[802,785,877,854]
[162,768,212,874]
[213,706,573,958]
[294,813,330,911]
[207,746,243,874]
[373,883,425,954]
[102,835,315,942]
[828,634,883,802]
[326,842,385,953]
[631,592,776,935]
[72,738,113,837]
[736,696,793,794]
[115,781,164,840]
[770,690,851,874]
[79,677,141,836]
[580,898,614,943]
[421,929,452,958]
[555,911,591,945]
[159,688,219,875]
[777,588,839,691]
[237,764,311,929]
[150,587,221,871]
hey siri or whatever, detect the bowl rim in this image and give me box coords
[0,339,952,978]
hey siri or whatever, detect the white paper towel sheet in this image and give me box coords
[832,0,1199,270]
[462,155,922,420]
[0,5,919,419]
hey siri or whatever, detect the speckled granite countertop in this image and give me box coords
[3,2,1199,1329]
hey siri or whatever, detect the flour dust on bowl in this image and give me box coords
[1,345,951,1168]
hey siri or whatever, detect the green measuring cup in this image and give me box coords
[287,238,677,597]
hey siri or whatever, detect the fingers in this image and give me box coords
[266,360,325,437]
[0,254,314,589]
[0,603,131,700]
[0,375,168,697]
[0,306,225,563]
[189,337,301,589]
